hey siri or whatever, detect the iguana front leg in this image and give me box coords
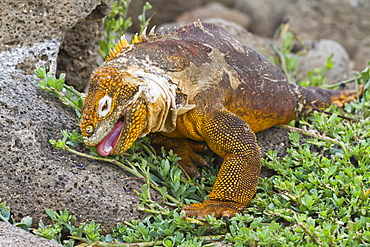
[184,107,262,218]
[149,133,209,177]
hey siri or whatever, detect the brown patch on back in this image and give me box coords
[126,39,213,72]
[217,43,297,133]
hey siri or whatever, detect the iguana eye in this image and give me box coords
[98,95,112,118]
[85,124,94,135]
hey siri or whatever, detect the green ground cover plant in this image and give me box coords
[1,1,369,246]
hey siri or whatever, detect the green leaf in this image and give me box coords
[0,202,11,222]
[45,209,58,221]
[14,216,33,231]
[34,67,46,79]
[143,1,152,10]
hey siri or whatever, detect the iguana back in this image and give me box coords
[80,21,360,218]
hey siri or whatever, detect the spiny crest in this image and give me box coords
[105,37,130,62]
[104,21,204,62]
[105,26,158,62]
[131,33,141,44]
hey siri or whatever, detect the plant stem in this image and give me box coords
[140,208,170,216]
[297,222,320,245]
[278,124,354,153]
[272,44,293,84]
[325,75,362,88]
[64,84,83,98]
[62,145,183,206]
[48,87,82,113]
[83,235,225,246]
[64,145,143,178]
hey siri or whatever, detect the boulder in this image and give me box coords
[0,0,144,232]
[126,0,202,32]
[297,39,350,83]
[353,37,370,71]
[0,222,62,247]
[0,47,144,233]
[0,0,110,91]
[234,0,296,36]
[176,2,251,29]
[202,18,275,59]
[285,0,370,69]
[56,5,111,91]
[202,0,235,7]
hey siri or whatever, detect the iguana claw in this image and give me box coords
[183,199,246,219]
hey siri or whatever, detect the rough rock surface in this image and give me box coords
[0,63,144,232]
[176,2,251,29]
[0,1,98,50]
[0,0,144,232]
[56,4,112,92]
[257,127,291,158]
[127,0,202,32]
[202,18,274,58]
[285,0,370,69]
[202,0,235,7]
[234,0,296,36]
[0,0,111,91]
[0,222,62,247]
[354,37,370,71]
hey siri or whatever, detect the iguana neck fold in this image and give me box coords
[127,67,195,136]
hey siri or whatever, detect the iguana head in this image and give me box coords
[80,67,148,156]
[80,33,199,157]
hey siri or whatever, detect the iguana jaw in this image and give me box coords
[80,67,148,156]
[83,96,147,157]
[95,108,127,156]
[81,66,194,157]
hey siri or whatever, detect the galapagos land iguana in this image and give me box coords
[80,21,359,218]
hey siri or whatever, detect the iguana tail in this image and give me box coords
[295,85,363,118]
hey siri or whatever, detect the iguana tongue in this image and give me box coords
[96,120,124,156]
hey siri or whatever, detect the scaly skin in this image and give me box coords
[80,21,360,219]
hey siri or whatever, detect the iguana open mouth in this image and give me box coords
[96,109,127,156]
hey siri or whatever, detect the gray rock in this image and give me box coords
[0,0,112,92]
[202,18,275,58]
[202,0,235,7]
[0,0,144,232]
[234,0,296,36]
[56,4,112,92]
[0,47,144,232]
[0,222,62,247]
[354,37,370,71]
[257,127,291,158]
[176,2,251,29]
[127,0,202,32]
[285,0,370,67]
[297,39,350,83]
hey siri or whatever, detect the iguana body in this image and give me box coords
[80,21,358,218]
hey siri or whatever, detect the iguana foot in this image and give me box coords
[175,140,209,177]
[150,133,209,177]
[330,85,364,107]
[183,200,246,219]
